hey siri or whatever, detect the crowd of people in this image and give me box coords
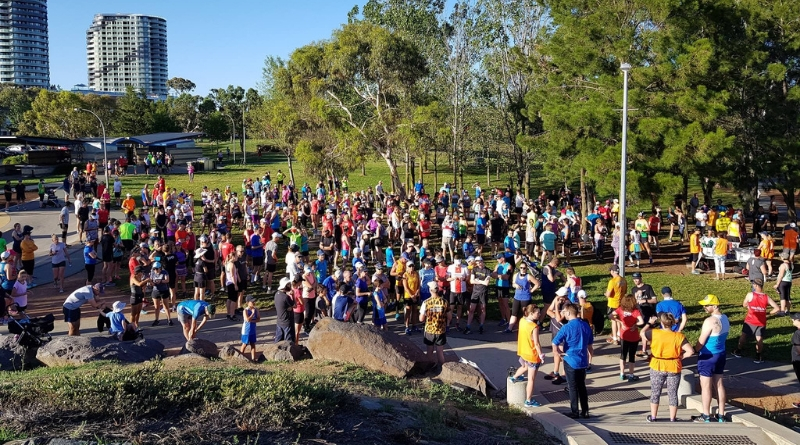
[1,162,798,421]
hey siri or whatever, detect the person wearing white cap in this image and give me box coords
[103,301,138,341]
[274,277,296,343]
[63,283,109,336]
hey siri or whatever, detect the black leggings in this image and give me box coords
[304,297,316,330]
[354,303,368,324]
[621,340,639,363]
[21,259,34,276]
[85,263,96,282]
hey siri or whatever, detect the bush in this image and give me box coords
[2,154,27,165]
[0,361,352,440]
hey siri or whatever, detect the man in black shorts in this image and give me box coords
[464,256,490,334]
[419,282,451,368]
[14,179,25,211]
[4,180,12,212]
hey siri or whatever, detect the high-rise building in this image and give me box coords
[0,0,50,88]
[86,13,168,98]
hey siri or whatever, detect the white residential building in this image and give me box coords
[0,0,50,88]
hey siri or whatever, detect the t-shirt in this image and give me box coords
[119,222,136,240]
[332,294,353,321]
[540,231,557,251]
[63,285,95,310]
[104,311,128,334]
[656,299,686,332]
[471,266,490,296]
[274,291,294,327]
[615,307,642,342]
[421,296,448,335]
[177,299,210,319]
[649,329,686,373]
[447,264,467,293]
[747,257,765,282]
[496,262,511,288]
[83,245,98,265]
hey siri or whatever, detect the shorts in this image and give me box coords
[423,332,447,346]
[177,310,191,325]
[252,256,265,266]
[649,230,659,238]
[697,352,726,377]
[519,356,541,369]
[542,291,555,305]
[168,272,177,289]
[51,261,66,268]
[122,240,134,251]
[130,294,144,306]
[496,287,510,300]
[293,312,305,325]
[266,263,277,273]
[227,283,239,302]
[470,290,486,306]
[742,322,765,338]
[621,339,639,363]
[152,288,170,300]
[491,233,503,243]
[63,306,81,323]
[476,233,486,245]
[403,298,417,307]
[114,192,121,199]
[194,278,206,288]
[511,299,530,318]
[274,325,294,343]
[607,306,618,318]
[778,281,792,301]
[787,248,796,256]
[449,291,464,306]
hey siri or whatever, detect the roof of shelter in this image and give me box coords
[112,132,204,146]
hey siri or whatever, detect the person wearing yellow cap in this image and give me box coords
[692,295,730,423]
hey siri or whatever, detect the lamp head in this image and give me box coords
[620,63,632,72]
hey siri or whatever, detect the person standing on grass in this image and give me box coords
[774,251,793,314]
[732,278,779,363]
[274,277,295,343]
[552,303,594,419]
[656,287,687,332]
[240,295,260,361]
[464,257,490,335]
[612,294,643,382]
[713,231,728,280]
[693,294,729,423]
[419,282,451,369]
[509,304,545,408]
[641,312,694,422]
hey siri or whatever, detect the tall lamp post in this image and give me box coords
[75,108,108,187]
[619,62,631,277]
[224,113,236,164]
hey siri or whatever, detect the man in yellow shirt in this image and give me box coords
[121,193,136,217]
[605,264,628,344]
[715,212,731,234]
[690,228,703,274]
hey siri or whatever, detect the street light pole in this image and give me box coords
[224,113,236,164]
[619,62,631,277]
[75,107,108,187]
[242,106,247,165]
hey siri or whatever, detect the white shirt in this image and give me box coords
[113,180,122,193]
[447,263,467,293]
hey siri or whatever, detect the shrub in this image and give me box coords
[2,154,27,165]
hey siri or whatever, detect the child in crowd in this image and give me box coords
[509,304,544,407]
[241,296,260,361]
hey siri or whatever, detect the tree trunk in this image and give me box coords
[434,148,438,193]
[778,186,797,221]
[524,170,530,199]
[420,156,425,192]
[404,149,410,193]
[382,153,406,199]
[701,179,715,206]
[361,162,366,176]
[410,157,417,190]
[681,175,689,215]
[424,151,428,172]
[580,168,589,233]
[453,147,458,191]
[287,156,296,188]
[486,148,491,188]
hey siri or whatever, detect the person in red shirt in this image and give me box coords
[97,207,109,230]
[783,223,798,262]
[732,279,779,363]
[648,211,662,254]
[612,294,645,381]
[417,214,432,240]
[175,222,188,244]
[310,197,320,234]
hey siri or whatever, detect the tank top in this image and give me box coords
[649,329,685,373]
[514,274,531,301]
[517,318,540,363]
[783,263,794,282]
[568,277,582,304]
[744,292,768,327]
[701,314,729,355]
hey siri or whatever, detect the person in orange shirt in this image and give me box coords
[783,223,798,262]
[707,208,718,229]
[121,193,136,217]
[713,231,729,280]
[757,232,775,277]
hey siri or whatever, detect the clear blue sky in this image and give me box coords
[48,0,366,96]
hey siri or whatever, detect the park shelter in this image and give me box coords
[112,132,204,165]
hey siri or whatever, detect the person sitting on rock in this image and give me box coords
[176,299,215,341]
[103,301,139,341]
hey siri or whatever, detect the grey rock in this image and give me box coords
[307,318,426,378]
[0,334,40,371]
[182,338,218,358]
[161,353,209,366]
[435,362,488,395]
[36,336,164,367]
[261,340,306,362]
[218,344,255,362]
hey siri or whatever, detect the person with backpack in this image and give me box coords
[505,261,540,334]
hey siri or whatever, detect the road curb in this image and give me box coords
[525,407,606,445]
[686,395,800,445]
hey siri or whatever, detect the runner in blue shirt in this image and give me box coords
[655,287,687,332]
[176,299,215,341]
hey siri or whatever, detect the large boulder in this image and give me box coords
[0,335,40,371]
[307,318,427,378]
[260,340,307,362]
[182,338,218,358]
[435,361,488,396]
[36,336,164,367]
[218,344,256,363]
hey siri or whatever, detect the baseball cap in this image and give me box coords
[661,286,672,295]
[245,295,256,303]
[555,287,569,297]
[609,264,620,272]
[495,253,504,260]
[791,312,800,321]
[427,281,438,290]
[317,249,325,256]
[698,294,719,306]
[279,277,292,290]
[475,257,484,262]
[467,256,475,263]
[631,272,642,278]
[153,261,162,268]
[0,251,10,260]
[112,301,126,313]
[753,278,764,287]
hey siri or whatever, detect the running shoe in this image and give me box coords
[692,414,711,423]
[524,399,541,407]
[498,319,508,327]
[628,375,640,382]
[586,365,593,373]
[620,374,626,380]
[463,327,472,335]
[731,349,742,358]
[405,328,411,336]
[168,320,174,326]
[716,414,728,423]
[646,415,656,422]
[551,376,566,385]
[753,355,764,364]
[502,329,513,334]
[478,325,484,334]
[543,372,557,380]
[151,320,160,327]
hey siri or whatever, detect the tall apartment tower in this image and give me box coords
[86,13,168,98]
[0,0,50,88]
